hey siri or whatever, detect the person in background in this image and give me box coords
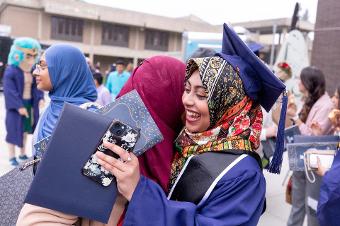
[287,66,333,226]
[94,62,101,73]
[316,149,340,226]
[125,62,134,74]
[313,86,340,226]
[85,57,95,74]
[93,72,111,106]
[189,47,216,58]
[311,85,340,137]
[104,64,116,85]
[272,62,298,128]
[106,59,130,100]
[315,86,340,226]
[3,37,43,166]
[277,62,292,83]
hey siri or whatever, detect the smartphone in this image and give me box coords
[308,154,334,170]
[82,120,140,187]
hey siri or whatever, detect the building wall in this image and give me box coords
[40,13,51,41]
[0,0,216,64]
[311,0,340,94]
[0,5,39,38]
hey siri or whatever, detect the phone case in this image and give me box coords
[304,149,336,170]
[82,120,140,187]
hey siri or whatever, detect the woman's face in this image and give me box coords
[332,90,339,108]
[182,70,210,133]
[33,53,52,91]
[298,78,307,96]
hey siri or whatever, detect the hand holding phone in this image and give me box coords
[304,149,336,171]
[82,120,140,187]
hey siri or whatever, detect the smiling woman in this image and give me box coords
[94,24,288,226]
[182,70,210,133]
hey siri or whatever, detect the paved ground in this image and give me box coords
[0,92,306,225]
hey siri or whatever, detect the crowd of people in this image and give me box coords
[1,22,340,226]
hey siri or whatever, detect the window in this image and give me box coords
[51,16,83,42]
[102,23,129,47]
[145,29,169,51]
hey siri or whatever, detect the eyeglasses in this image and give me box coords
[34,63,48,73]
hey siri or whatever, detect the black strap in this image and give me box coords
[169,152,240,204]
[169,150,266,214]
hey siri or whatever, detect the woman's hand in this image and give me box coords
[96,142,140,201]
[329,109,340,129]
[311,121,323,136]
[18,107,29,118]
[315,156,327,177]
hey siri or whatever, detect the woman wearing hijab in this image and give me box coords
[17,55,186,226]
[116,56,186,192]
[31,44,97,154]
[16,43,97,225]
[95,24,287,226]
[97,56,265,226]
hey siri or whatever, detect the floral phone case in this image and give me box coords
[82,120,140,187]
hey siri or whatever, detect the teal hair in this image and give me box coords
[7,37,41,66]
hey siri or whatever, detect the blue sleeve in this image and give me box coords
[124,158,265,226]
[3,67,23,110]
[317,153,340,226]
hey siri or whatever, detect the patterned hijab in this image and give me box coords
[170,56,263,188]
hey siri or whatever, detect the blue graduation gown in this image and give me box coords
[3,65,43,147]
[317,151,340,226]
[124,155,266,226]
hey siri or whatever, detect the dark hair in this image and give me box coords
[116,59,125,66]
[298,66,326,122]
[190,48,216,58]
[93,72,103,85]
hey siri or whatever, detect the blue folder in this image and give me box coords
[25,103,117,223]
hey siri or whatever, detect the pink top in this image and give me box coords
[299,93,334,135]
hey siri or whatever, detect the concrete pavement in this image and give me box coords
[0,92,303,226]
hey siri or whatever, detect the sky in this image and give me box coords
[84,0,318,25]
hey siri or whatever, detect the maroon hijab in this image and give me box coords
[117,56,185,191]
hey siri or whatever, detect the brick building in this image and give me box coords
[311,0,340,93]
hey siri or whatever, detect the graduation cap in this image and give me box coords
[246,41,264,57]
[216,23,287,174]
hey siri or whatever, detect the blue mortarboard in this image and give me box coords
[216,23,287,174]
[246,41,264,55]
